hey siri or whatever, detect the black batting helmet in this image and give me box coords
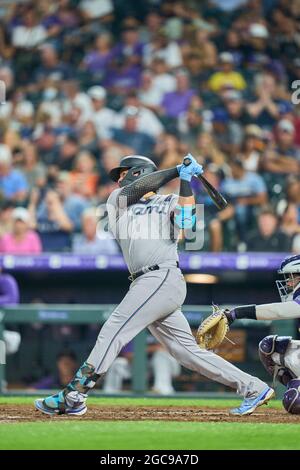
[109,155,157,187]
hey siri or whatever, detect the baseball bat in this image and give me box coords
[183,157,228,211]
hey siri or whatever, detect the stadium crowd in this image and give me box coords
[0,0,299,254]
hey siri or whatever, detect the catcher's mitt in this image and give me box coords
[196,304,230,350]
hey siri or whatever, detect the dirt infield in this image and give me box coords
[0,404,298,423]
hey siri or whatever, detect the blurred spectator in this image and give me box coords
[30,188,74,252]
[222,29,243,67]
[245,23,270,65]
[211,108,231,154]
[178,96,204,147]
[208,52,246,93]
[221,158,267,239]
[112,25,144,67]
[139,10,163,43]
[222,90,252,153]
[161,69,195,119]
[30,351,78,390]
[143,29,183,69]
[103,26,143,95]
[184,27,217,72]
[192,132,225,167]
[263,120,300,175]
[0,207,42,254]
[246,73,280,128]
[29,172,89,251]
[279,202,300,246]
[81,32,113,82]
[13,101,35,139]
[73,208,119,255]
[56,135,80,172]
[119,91,163,138]
[287,176,300,208]
[150,57,176,96]
[238,125,264,172]
[19,141,47,191]
[0,201,14,237]
[62,80,92,124]
[87,85,117,140]
[245,206,291,252]
[35,43,73,83]
[11,5,47,49]
[154,134,184,169]
[105,106,155,155]
[78,120,99,156]
[0,144,28,203]
[138,69,163,111]
[70,151,99,199]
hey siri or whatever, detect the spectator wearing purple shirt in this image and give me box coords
[103,26,144,94]
[0,273,20,305]
[103,63,142,94]
[82,32,114,80]
[42,1,80,32]
[111,26,144,66]
[161,70,195,119]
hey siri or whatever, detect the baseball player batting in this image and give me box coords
[35,154,273,417]
[223,253,300,414]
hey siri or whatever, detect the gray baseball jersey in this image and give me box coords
[107,188,179,273]
[87,188,268,398]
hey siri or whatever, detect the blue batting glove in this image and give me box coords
[179,163,193,181]
[184,153,203,176]
[179,154,203,181]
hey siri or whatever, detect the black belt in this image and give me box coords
[129,262,179,282]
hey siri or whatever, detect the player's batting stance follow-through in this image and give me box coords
[35,154,274,417]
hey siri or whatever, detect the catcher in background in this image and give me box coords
[197,254,300,414]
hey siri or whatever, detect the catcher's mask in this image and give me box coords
[109,155,157,187]
[276,254,300,302]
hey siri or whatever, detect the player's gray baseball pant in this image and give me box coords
[87,264,267,397]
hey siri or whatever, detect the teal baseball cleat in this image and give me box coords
[35,390,88,416]
[229,387,275,416]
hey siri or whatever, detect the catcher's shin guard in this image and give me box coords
[259,335,295,386]
[283,379,300,414]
